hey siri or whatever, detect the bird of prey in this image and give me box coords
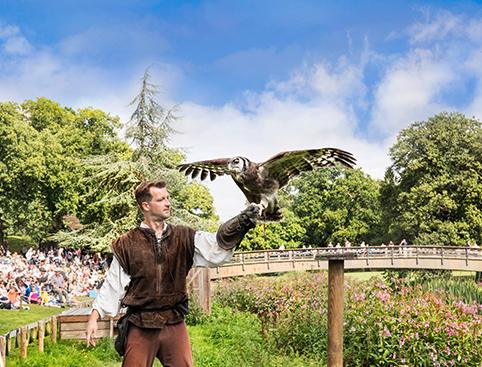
[178,148,356,221]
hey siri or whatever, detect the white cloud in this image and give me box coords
[0,24,20,38]
[172,60,387,220]
[408,10,462,44]
[2,11,482,222]
[370,49,454,135]
[0,24,32,55]
[4,36,32,55]
[408,10,482,45]
[465,46,482,118]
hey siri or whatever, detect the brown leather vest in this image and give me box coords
[111,224,196,328]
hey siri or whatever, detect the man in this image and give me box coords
[85,180,260,367]
[51,269,69,305]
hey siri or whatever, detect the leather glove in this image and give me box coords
[216,204,261,250]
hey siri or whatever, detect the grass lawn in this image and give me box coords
[345,270,383,281]
[7,327,320,367]
[0,304,66,335]
[452,271,476,278]
[1,296,93,335]
[6,338,124,367]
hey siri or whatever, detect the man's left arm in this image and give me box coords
[193,204,260,267]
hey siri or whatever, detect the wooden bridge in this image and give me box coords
[207,245,482,279]
[189,245,482,315]
[194,245,482,366]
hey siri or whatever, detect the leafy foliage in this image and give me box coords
[214,272,482,366]
[7,338,122,367]
[381,112,482,246]
[286,167,382,246]
[0,99,127,247]
[52,70,218,251]
[190,305,322,367]
[240,207,306,250]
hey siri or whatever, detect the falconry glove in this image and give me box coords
[216,204,260,250]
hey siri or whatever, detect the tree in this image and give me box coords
[0,102,46,245]
[54,70,218,251]
[381,112,482,246]
[0,98,128,247]
[240,207,306,250]
[283,167,381,246]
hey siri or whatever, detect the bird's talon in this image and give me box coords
[250,203,265,216]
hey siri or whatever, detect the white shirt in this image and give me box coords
[92,227,232,318]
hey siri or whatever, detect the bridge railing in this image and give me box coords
[222,246,482,268]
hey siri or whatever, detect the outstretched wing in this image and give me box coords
[177,158,232,181]
[260,148,356,187]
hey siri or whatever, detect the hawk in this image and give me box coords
[178,148,356,221]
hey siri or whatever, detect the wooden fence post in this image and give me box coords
[327,259,344,367]
[198,268,211,314]
[109,317,114,338]
[6,334,11,355]
[0,335,6,367]
[38,320,45,353]
[20,327,27,358]
[51,316,57,344]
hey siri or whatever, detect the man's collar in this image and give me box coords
[140,222,168,237]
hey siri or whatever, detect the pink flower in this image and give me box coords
[382,326,391,337]
[354,293,365,302]
[375,290,391,302]
[445,327,456,337]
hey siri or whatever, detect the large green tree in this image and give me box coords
[54,70,218,251]
[381,112,482,246]
[240,188,306,250]
[0,98,128,246]
[279,167,382,247]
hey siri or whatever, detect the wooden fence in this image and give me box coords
[0,315,58,365]
[0,300,93,365]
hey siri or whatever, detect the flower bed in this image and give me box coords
[214,273,482,366]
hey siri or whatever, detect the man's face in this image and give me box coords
[143,186,171,221]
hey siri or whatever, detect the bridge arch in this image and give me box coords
[209,245,482,279]
[189,245,481,313]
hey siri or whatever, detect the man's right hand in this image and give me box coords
[86,310,100,347]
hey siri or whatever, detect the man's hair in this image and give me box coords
[134,180,167,207]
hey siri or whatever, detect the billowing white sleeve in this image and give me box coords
[193,231,235,267]
[91,257,130,318]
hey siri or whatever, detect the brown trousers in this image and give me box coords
[122,321,193,367]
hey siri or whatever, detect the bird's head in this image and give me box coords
[228,156,248,174]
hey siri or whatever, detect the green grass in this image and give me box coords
[6,306,321,367]
[452,271,476,278]
[189,305,322,367]
[7,338,123,367]
[0,304,65,335]
[7,338,165,367]
[345,271,383,281]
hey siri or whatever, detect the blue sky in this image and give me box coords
[1,1,482,218]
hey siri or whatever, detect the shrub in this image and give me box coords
[185,296,208,326]
[215,272,482,366]
[423,278,482,304]
[190,304,322,367]
[345,280,482,366]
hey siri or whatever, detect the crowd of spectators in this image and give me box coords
[0,245,109,310]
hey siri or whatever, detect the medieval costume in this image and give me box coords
[92,205,257,367]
